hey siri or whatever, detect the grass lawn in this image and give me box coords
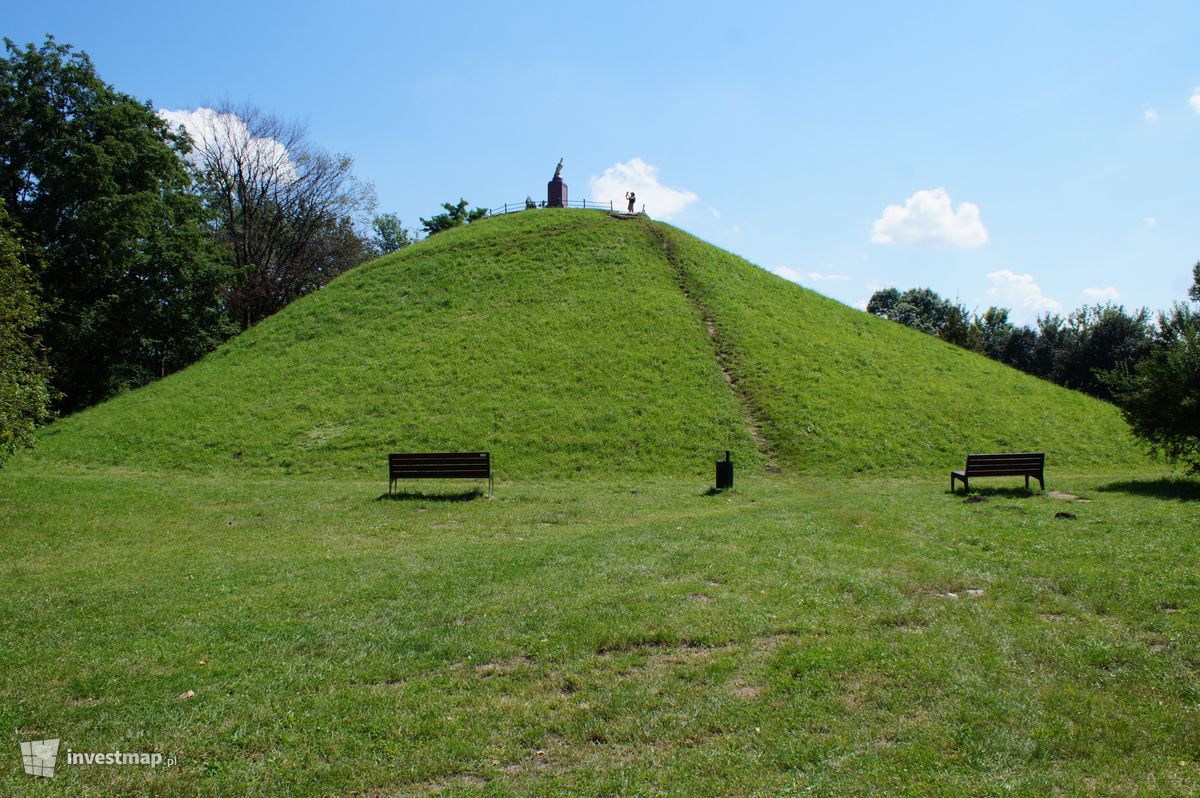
[2,465,1197,796]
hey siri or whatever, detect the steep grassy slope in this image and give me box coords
[29,212,758,479]
[655,223,1142,474]
[21,210,1143,479]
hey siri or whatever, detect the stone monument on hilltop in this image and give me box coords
[547,158,567,208]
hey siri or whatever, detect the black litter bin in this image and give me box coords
[715,451,733,491]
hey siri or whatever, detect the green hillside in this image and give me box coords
[654,225,1141,473]
[24,210,1142,479]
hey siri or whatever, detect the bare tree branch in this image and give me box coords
[183,102,376,329]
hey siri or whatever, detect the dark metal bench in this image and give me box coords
[388,452,492,495]
[951,452,1045,493]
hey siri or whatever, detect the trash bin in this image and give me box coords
[715,450,733,491]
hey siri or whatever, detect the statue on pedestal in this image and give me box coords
[547,158,567,208]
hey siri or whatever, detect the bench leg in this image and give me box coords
[1025,474,1030,491]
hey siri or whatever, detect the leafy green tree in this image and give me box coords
[971,306,1015,361]
[891,288,947,335]
[420,199,488,236]
[1107,270,1200,472]
[866,287,900,318]
[1057,304,1152,400]
[0,36,233,410]
[0,202,51,464]
[867,286,972,345]
[939,302,973,348]
[1030,313,1068,383]
[371,212,416,254]
[998,325,1039,374]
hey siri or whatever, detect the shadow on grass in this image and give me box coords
[376,489,484,503]
[949,485,1039,499]
[1095,478,1200,502]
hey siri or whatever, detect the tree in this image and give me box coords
[891,288,947,335]
[170,103,377,329]
[971,306,1015,361]
[1056,304,1152,400]
[1029,313,1068,383]
[998,325,1039,374]
[867,286,972,345]
[371,212,416,255]
[420,199,488,236]
[0,202,52,463]
[0,36,234,411]
[866,287,901,318]
[940,302,973,348]
[1107,272,1200,472]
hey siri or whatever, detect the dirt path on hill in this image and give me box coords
[643,223,780,473]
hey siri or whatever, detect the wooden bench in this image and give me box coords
[388,452,492,495]
[951,452,1045,493]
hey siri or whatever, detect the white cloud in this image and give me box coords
[771,267,849,284]
[1144,108,1159,122]
[1143,216,1157,226]
[870,188,988,248]
[708,207,721,219]
[158,106,296,181]
[853,299,870,311]
[986,270,1061,323]
[588,158,698,220]
[1083,286,1120,301]
[1190,88,1200,114]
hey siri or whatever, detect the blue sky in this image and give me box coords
[7,1,1198,321]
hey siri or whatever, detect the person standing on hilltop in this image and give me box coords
[626,191,636,213]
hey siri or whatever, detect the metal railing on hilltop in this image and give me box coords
[489,199,616,216]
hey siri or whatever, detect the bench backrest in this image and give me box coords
[964,452,1044,476]
[389,452,491,479]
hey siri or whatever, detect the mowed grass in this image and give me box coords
[2,465,1197,796]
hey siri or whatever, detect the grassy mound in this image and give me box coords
[22,210,1142,479]
[30,212,756,479]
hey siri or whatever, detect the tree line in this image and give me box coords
[867,267,1200,472]
[0,36,434,463]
